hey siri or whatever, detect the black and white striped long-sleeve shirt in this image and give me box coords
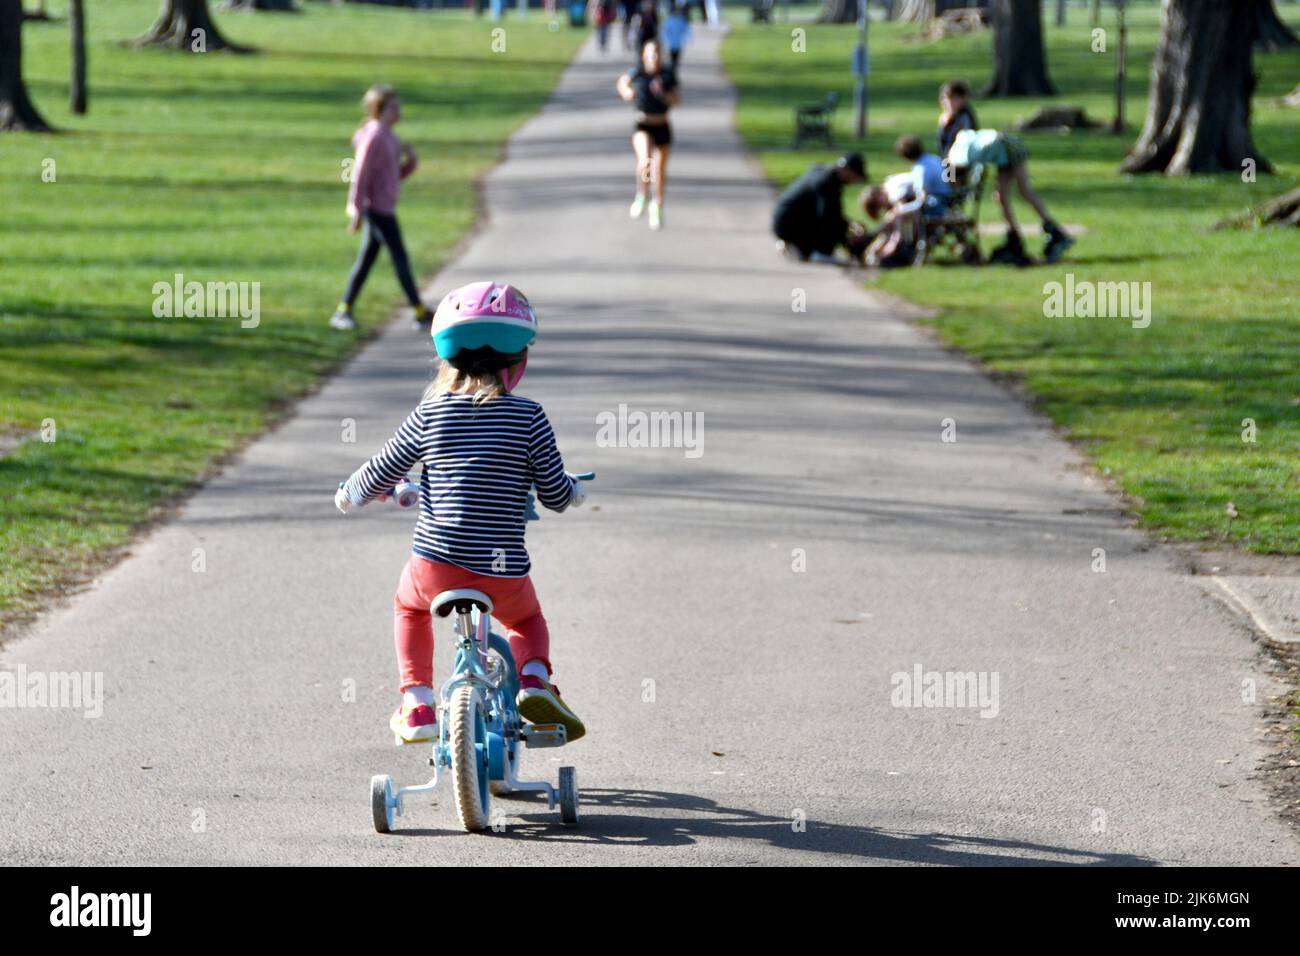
[343,393,572,577]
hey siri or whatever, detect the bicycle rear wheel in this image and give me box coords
[450,685,491,831]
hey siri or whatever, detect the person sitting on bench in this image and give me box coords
[896,134,953,222]
[772,153,867,262]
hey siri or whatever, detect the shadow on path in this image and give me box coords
[392,788,1154,866]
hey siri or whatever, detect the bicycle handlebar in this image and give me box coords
[344,472,593,514]
[524,471,594,521]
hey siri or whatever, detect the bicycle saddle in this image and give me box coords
[431,588,494,618]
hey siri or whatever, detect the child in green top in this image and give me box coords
[948,128,1073,265]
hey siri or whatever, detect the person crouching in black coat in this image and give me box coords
[772,153,866,261]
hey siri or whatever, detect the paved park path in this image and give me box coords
[1,28,1294,866]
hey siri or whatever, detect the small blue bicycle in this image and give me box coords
[368,473,594,833]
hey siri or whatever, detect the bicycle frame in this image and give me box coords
[388,601,560,819]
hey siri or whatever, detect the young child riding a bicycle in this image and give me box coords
[334,282,588,746]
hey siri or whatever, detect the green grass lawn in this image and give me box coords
[0,1,583,625]
[724,5,1300,554]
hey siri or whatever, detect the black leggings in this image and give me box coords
[342,210,421,308]
[773,214,840,258]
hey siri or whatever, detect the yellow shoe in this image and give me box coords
[517,675,585,743]
[390,703,438,746]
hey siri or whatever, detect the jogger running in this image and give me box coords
[617,38,680,231]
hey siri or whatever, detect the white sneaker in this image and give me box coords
[329,309,357,331]
[648,201,662,231]
[629,194,647,219]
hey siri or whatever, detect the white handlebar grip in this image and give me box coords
[567,474,588,508]
[393,482,420,509]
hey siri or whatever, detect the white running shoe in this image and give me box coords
[329,309,357,331]
[629,193,647,219]
[648,201,662,231]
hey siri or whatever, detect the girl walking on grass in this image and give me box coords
[331,85,433,332]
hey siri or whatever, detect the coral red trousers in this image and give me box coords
[393,555,550,692]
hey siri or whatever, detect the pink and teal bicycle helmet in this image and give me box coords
[432,281,537,374]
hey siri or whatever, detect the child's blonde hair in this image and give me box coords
[361,84,398,121]
[424,361,505,406]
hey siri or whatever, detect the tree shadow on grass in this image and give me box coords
[17,172,342,197]
[74,78,571,115]
[391,787,1155,866]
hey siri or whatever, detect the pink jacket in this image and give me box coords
[347,119,417,216]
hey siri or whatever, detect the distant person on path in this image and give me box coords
[589,0,618,51]
[331,85,432,332]
[335,282,589,747]
[617,37,679,231]
[771,153,867,262]
[629,0,659,52]
[936,80,978,160]
[947,128,1072,266]
[662,2,692,70]
[620,0,637,47]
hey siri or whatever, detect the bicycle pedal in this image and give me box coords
[521,723,568,748]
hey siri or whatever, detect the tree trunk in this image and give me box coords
[984,0,1055,96]
[136,0,247,51]
[893,0,987,22]
[817,0,859,24]
[1213,186,1300,229]
[1055,0,1065,27]
[1256,0,1298,51]
[896,0,933,23]
[69,0,85,114]
[1121,0,1271,175]
[0,0,51,131]
[1254,187,1300,226]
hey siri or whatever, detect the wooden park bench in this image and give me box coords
[794,93,838,148]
